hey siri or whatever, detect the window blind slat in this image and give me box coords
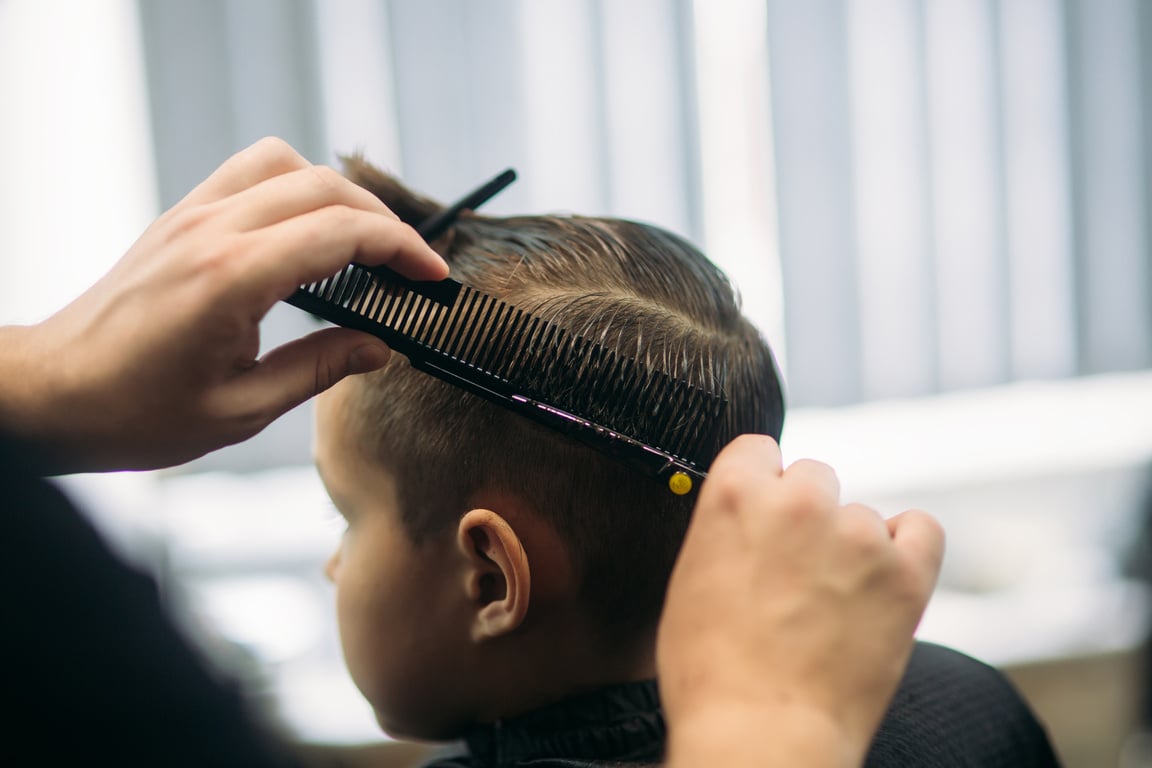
[847,0,936,400]
[1000,0,1077,381]
[925,0,1009,391]
[1066,0,1151,373]
[766,0,862,406]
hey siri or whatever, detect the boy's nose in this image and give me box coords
[324,549,340,582]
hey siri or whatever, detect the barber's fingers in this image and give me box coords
[778,458,842,513]
[237,206,448,308]
[836,501,895,543]
[179,137,312,207]
[700,437,842,522]
[704,434,783,488]
[693,436,783,539]
[708,436,843,508]
[886,509,946,593]
[224,327,392,432]
[219,164,401,232]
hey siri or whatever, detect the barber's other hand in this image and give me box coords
[0,137,447,473]
[658,435,945,767]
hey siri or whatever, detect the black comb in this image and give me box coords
[283,169,727,494]
[416,168,517,241]
[284,265,726,492]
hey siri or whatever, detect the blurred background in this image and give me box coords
[1,0,1150,765]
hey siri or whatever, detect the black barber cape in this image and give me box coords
[431,649,1060,768]
[1,434,1060,767]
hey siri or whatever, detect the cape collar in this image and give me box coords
[463,680,665,766]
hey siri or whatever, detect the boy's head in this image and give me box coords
[314,157,785,740]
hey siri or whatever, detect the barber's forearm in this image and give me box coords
[0,324,59,463]
[0,322,111,474]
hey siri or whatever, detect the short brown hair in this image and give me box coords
[340,156,784,634]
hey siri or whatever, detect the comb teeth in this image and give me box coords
[285,263,727,474]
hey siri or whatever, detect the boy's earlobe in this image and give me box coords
[457,508,531,642]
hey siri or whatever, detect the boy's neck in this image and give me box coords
[472,613,658,724]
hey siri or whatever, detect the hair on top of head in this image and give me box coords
[337,153,785,636]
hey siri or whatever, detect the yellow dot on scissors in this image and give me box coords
[668,471,693,496]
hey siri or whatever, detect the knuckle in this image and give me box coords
[321,204,367,235]
[309,164,347,192]
[894,569,934,607]
[252,135,295,159]
[162,201,216,238]
[837,504,886,549]
[701,464,754,516]
[776,477,832,522]
[199,234,240,268]
[911,508,946,540]
[193,234,250,283]
[794,477,831,509]
[240,137,307,178]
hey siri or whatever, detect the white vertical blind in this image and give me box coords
[1068,0,1151,373]
[768,0,1151,406]
[122,0,1152,450]
[924,0,1008,391]
[313,0,403,170]
[999,0,1077,382]
[599,0,698,234]
[847,0,936,400]
[690,0,785,366]
[517,0,607,214]
[765,0,863,406]
[379,0,702,237]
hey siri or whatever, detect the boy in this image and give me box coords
[314,159,1059,767]
[314,157,783,764]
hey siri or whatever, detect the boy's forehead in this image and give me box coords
[314,381,363,460]
[313,379,401,482]
[316,378,362,424]
[313,401,376,497]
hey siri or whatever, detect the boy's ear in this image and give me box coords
[456,508,531,642]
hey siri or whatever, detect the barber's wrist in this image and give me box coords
[0,325,48,436]
[0,324,80,473]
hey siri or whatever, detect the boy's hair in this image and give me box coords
[340,156,784,636]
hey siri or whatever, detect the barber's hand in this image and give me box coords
[0,137,446,473]
[658,435,944,767]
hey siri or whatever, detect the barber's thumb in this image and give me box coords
[347,342,392,375]
[298,330,392,387]
[235,328,392,421]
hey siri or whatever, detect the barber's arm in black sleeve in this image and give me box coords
[0,434,301,767]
